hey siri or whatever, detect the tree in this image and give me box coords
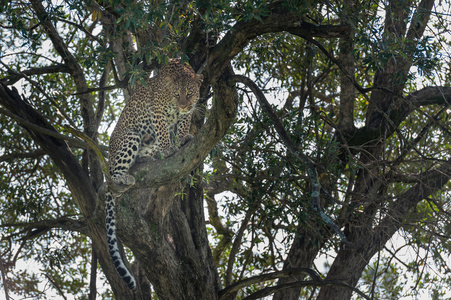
[1,0,451,299]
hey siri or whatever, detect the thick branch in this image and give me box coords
[405,0,435,60]
[0,64,69,85]
[365,0,434,131]
[207,6,350,83]
[0,149,45,162]
[244,279,370,300]
[126,67,238,189]
[401,86,451,114]
[348,86,451,147]
[219,268,321,299]
[338,0,357,134]
[1,216,88,238]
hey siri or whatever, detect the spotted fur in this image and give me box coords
[105,58,203,290]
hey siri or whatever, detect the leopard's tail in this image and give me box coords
[105,191,137,290]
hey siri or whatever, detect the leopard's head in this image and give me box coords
[160,59,204,113]
[173,74,204,113]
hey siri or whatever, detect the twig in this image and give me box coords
[71,84,119,96]
[43,272,68,300]
[55,17,103,45]
[225,205,256,286]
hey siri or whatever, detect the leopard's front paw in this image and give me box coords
[112,174,136,193]
[136,155,157,163]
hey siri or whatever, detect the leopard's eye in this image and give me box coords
[174,91,180,97]
[187,90,193,96]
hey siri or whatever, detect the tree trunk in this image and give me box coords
[115,180,220,300]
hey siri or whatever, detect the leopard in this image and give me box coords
[104,58,203,290]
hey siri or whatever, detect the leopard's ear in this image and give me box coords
[195,74,204,85]
[163,75,174,87]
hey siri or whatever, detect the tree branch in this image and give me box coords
[87,1,131,89]
[124,66,238,189]
[316,159,451,299]
[405,0,435,53]
[243,278,370,300]
[401,86,451,119]
[0,64,70,85]
[301,35,368,97]
[88,244,97,300]
[0,216,88,239]
[375,160,451,245]
[205,194,233,265]
[219,268,370,300]
[55,17,103,45]
[207,6,350,83]
[228,74,348,243]
[71,85,119,96]
[43,272,68,300]
[338,2,356,134]
[348,86,451,147]
[219,268,321,299]
[0,60,78,128]
[392,104,449,166]
[225,205,256,286]
[0,257,10,300]
[0,149,46,163]
[0,105,106,151]
[30,0,95,135]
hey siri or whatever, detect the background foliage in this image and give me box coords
[1,0,451,299]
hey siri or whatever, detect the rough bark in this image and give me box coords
[338,0,357,136]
